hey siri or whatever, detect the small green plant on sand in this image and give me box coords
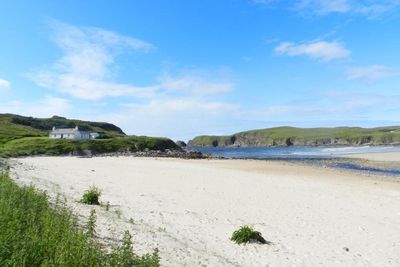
[80,186,101,205]
[109,231,160,266]
[231,225,268,244]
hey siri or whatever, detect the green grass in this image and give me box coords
[230,225,268,245]
[188,126,400,147]
[0,173,160,266]
[0,113,126,146]
[0,113,180,157]
[80,186,102,205]
[0,136,180,157]
[0,116,46,145]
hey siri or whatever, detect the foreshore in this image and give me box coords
[8,154,400,267]
[340,152,400,162]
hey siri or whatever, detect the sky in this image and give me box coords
[1,0,400,140]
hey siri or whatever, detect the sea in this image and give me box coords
[188,145,400,176]
[188,145,400,159]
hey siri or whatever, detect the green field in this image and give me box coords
[0,114,179,157]
[188,126,400,147]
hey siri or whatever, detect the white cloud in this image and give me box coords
[24,20,241,139]
[296,0,351,14]
[346,65,400,81]
[100,97,240,140]
[0,96,71,118]
[255,0,400,17]
[296,0,400,16]
[0,78,10,88]
[159,72,235,97]
[275,41,350,62]
[28,20,157,100]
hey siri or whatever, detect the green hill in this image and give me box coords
[0,113,125,145]
[188,126,400,147]
[0,113,179,157]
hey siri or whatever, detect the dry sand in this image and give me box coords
[342,152,400,162]
[9,156,400,267]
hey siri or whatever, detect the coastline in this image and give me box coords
[8,155,400,266]
[339,152,400,162]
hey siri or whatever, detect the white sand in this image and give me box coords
[342,152,400,162]
[9,157,400,267]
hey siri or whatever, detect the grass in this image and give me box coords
[0,136,180,158]
[0,113,181,157]
[230,225,268,245]
[0,113,125,146]
[0,173,160,266]
[80,186,102,205]
[188,126,400,147]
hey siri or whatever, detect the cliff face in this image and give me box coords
[188,126,400,147]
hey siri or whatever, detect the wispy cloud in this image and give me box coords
[275,41,350,62]
[0,96,71,118]
[304,0,400,17]
[296,0,351,15]
[28,20,157,100]
[0,78,10,88]
[159,71,235,97]
[346,65,400,81]
[254,0,400,17]
[241,90,400,124]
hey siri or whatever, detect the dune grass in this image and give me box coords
[231,225,268,245]
[80,186,102,205]
[0,173,160,266]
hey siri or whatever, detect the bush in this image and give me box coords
[80,186,101,205]
[0,173,160,266]
[230,225,268,244]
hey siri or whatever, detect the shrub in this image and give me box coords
[230,225,268,244]
[80,186,101,205]
[0,173,160,266]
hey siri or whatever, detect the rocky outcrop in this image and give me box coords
[176,140,187,147]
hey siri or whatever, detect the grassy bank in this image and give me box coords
[189,126,400,147]
[0,172,160,266]
[0,114,125,146]
[0,136,180,157]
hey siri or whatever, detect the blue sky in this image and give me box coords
[1,0,400,140]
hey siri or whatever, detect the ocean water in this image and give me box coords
[188,145,400,159]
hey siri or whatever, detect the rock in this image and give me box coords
[176,140,187,147]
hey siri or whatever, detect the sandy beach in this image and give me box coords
[341,152,400,162]
[9,156,400,267]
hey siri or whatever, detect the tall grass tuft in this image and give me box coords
[230,225,268,244]
[0,173,160,266]
[80,186,101,205]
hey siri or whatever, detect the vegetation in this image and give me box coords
[0,136,180,158]
[0,173,160,266]
[230,225,268,245]
[0,113,125,146]
[188,126,400,147]
[80,186,102,205]
[0,113,181,157]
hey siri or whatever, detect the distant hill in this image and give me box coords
[188,126,400,147]
[0,113,179,157]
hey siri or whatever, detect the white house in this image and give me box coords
[49,126,99,139]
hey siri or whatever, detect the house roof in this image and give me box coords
[50,128,88,134]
